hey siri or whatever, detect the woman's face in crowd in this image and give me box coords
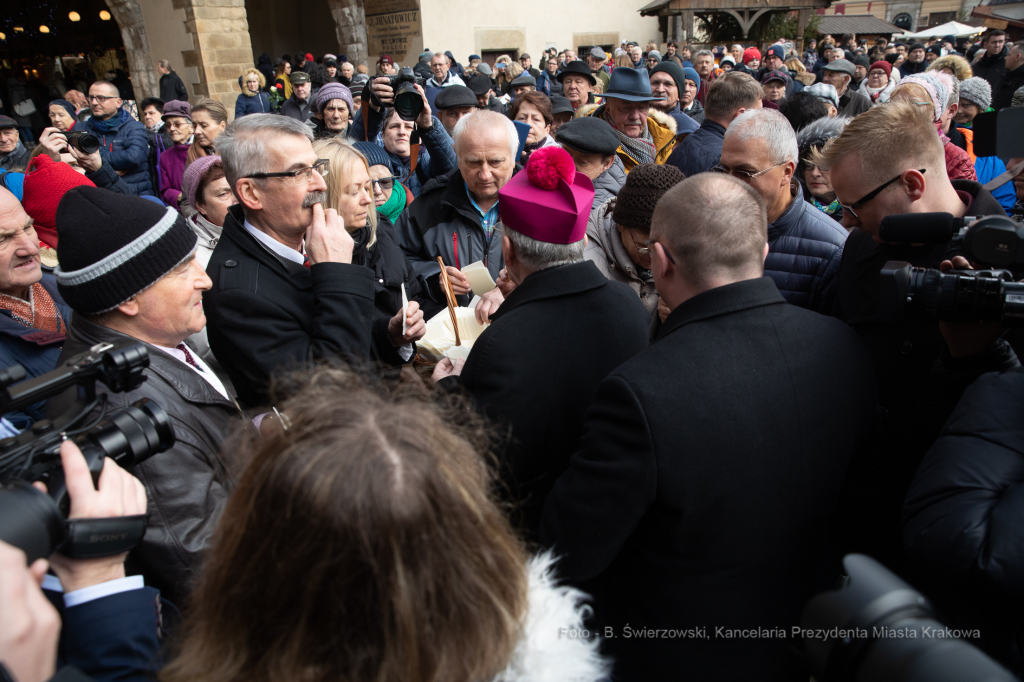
[193,110,226,149]
[382,116,414,158]
[48,105,75,132]
[514,102,549,145]
[804,163,835,203]
[617,224,652,270]
[867,68,888,89]
[197,176,237,227]
[323,100,350,132]
[338,160,374,231]
[368,164,394,207]
[955,100,981,125]
[246,76,261,93]
[165,116,193,144]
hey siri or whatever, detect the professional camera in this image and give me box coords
[369,67,425,121]
[0,340,174,564]
[878,213,1024,326]
[63,130,100,155]
[801,554,1016,682]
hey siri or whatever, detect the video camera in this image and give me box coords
[0,340,174,564]
[368,67,425,121]
[879,213,1024,326]
[802,554,1016,682]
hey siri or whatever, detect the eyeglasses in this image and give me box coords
[712,161,785,181]
[841,169,926,219]
[245,159,329,180]
[371,175,399,191]
[87,94,117,103]
[644,239,675,264]
[166,120,192,129]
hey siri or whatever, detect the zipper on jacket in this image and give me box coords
[452,231,460,270]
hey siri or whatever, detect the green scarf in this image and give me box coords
[812,196,842,216]
[378,180,407,223]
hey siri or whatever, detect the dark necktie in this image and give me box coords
[176,343,202,371]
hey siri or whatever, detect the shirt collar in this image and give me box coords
[464,182,498,218]
[243,219,305,265]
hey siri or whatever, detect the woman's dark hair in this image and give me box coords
[194,160,226,207]
[160,368,529,682]
[778,92,829,133]
[509,91,553,126]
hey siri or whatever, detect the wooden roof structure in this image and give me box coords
[639,0,831,40]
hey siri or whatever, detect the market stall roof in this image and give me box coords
[895,20,988,38]
[814,14,902,35]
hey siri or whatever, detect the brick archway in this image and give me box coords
[103,0,160,99]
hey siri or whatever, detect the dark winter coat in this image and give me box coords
[590,156,626,215]
[541,276,877,682]
[281,94,313,122]
[837,88,872,118]
[159,70,188,103]
[256,53,275,90]
[0,141,30,171]
[973,47,1008,92]
[234,88,270,117]
[203,206,384,409]
[145,126,173,197]
[83,111,154,196]
[536,71,563,97]
[903,368,1024,673]
[830,180,1019,570]
[764,190,847,312]
[993,65,1024,110]
[50,315,243,606]
[681,98,705,124]
[665,118,725,177]
[443,261,649,541]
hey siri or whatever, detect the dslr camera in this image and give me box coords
[63,130,100,155]
[879,213,1024,327]
[0,339,174,564]
[369,66,425,121]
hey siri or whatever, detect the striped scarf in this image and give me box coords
[603,110,655,165]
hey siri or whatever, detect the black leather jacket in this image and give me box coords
[49,314,246,606]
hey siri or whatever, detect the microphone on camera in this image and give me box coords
[878,213,962,244]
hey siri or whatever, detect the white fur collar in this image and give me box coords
[491,552,610,682]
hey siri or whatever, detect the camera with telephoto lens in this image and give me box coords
[801,554,1016,682]
[369,67,425,121]
[62,130,100,155]
[0,339,175,564]
[878,213,1024,326]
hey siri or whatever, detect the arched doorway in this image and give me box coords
[892,12,914,31]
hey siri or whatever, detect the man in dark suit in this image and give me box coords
[432,148,649,540]
[541,173,877,682]
[204,114,423,408]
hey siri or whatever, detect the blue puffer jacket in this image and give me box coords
[235,90,271,117]
[0,274,71,429]
[83,110,154,196]
[764,192,847,313]
[373,115,457,198]
[665,119,725,177]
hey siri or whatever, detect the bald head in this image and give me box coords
[88,80,122,120]
[0,187,29,230]
[652,174,767,287]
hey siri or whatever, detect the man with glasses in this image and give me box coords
[204,114,420,408]
[812,101,1016,571]
[718,108,846,312]
[542,172,876,682]
[82,81,154,196]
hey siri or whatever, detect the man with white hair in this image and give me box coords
[717,108,847,311]
[427,52,465,88]
[394,110,517,304]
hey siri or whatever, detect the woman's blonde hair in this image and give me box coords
[785,57,806,74]
[313,136,379,248]
[187,97,229,165]
[240,67,266,92]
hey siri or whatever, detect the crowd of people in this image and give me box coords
[1,27,1024,682]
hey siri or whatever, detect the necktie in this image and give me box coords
[176,343,202,371]
[303,253,310,269]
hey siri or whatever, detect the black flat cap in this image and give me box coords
[555,117,620,156]
[550,95,574,115]
[510,74,537,87]
[434,85,477,109]
[467,74,494,96]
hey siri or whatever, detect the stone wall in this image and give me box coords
[176,0,255,117]
[104,0,160,100]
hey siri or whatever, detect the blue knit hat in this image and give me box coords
[352,141,397,175]
[49,99,77,121]
[682,66,701,91]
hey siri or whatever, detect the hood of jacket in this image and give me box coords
[592,156,626,201]
[257,53,272,66]
[794,71,816,86]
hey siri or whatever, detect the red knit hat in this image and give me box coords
[743,47,762,65]
[869,60,892,78]
[22,155,95,248]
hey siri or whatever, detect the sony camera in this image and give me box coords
[879,213,1024,326]
[0,340,175,564]
[63,130,100,155]
[801,554,1016,682]
[369,66,425,121]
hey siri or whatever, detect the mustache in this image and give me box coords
[302,191,327,208]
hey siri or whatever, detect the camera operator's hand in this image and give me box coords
[38,128,68,163]
[938,256,1006,358]
[68,146,103,173]
[370,76,394,111]
[305,203,353,265]
[46,441,147,594]
[412,84,433,130]
[0,542,59,682]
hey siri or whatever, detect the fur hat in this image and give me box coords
[926,54,973,82]
[958,77,992,110]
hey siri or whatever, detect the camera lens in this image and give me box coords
[85,398,175,470]
[65,131,100,155]
[393,82,423,121]
[0,481,65,564]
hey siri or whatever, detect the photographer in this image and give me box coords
[0,441,163,682]
[37,128,133,196]
[813,101,1019,571]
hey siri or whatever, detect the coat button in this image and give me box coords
[224,260,237,268]
[379,278,384,283]
[899,340,913,355]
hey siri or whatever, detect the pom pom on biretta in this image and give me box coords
[526,146,576,191]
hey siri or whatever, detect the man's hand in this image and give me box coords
[37,127,68,162]
[938,256,1006,358]
[431,357,466,383]
[48,441,147,594]
[370,76,394,111]
[0,542,59,682]
[305,203,354,265]
[388,300,425,346]
[495,268,516,297]
[475,288,504,324]
[68,146,102,173]
[445,267,471,295]
[413,84,433,129]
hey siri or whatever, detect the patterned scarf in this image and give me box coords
[0,283,65,334]
[812,196,842,217]
[603,110,655,165]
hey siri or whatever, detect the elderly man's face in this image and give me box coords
[126,256,212,347]
[457,124,513,203]
[513,84,535,97]
[630,47,642,62]
[0,128,19,154]
[294,82,311,101]
[588,56,604,72]
[823,70,850,96]
[242,134,327,237]
[855,65,868,80]
[382,116,415,157]
[551,112,573,135]
[606,98,650,139]
[649,72,679,111]
[431,56,449,80]
[342,63,354,79]
[719,135,793,217]
[695,54,714,78]
[476,90,494,108]
[562,74,592,108]
[88,82,121,120]
[681,79,697,106]
[520,56,532,70]
[0,189,41,299]
[440,106,474,135]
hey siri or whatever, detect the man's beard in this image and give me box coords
[303,191,326,208]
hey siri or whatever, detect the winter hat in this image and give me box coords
[909,43,926,54]
[720,55,736,68]
[853,56,871,69]
[55,187,198,314]
[21,156,96,249]
[805,83,840,110]
[926,54,973,82]
[958,77,992,110]
[742,47,761,65]
[647,50,662,62]
[897,74,947,121]
[498,147,594,244]
[181,154,222,211]
[352,141,398,176]
[612,163,686,232]
[161,99,192,122]
[765,45,786,62]
[761,70,790,85]
[822,58,856,77]
[650,61,688,93]
[305,53,315,62]
[476,62,494,77]
[555,116,621,156]
[48,99,77,121]
[682,66,701,91]
[926,44,942,57]
[316,82,354,114]
[323,53,337,62]
[869,61,892,78]
[434,85,477,110]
